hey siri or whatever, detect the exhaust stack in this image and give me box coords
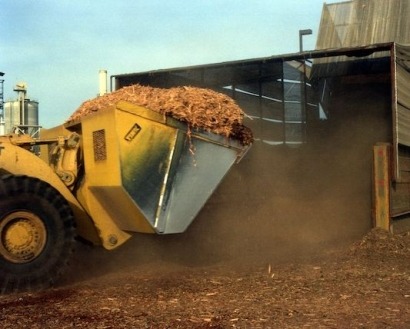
[99,70,107,96]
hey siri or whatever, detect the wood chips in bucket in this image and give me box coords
[67,84,253,145]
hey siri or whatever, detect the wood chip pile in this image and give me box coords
[67,84,253,145]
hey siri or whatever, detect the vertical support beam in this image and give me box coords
[373,143,391,231]
[280,61,286,143]
[258,63,263,139]
[301,59,308,144]
[390,43,399,181]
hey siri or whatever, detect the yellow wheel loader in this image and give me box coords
[0,101,250,293]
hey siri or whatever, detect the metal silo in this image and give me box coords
[25,100,39,134]
[3,83,40,137]
[3,100,20,134]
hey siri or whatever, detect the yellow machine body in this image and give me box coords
[0,134,101,245]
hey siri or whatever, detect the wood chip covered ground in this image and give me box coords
[0,228,409,328]
[67,85,253,145]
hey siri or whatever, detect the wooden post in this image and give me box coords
[373,143,391,231]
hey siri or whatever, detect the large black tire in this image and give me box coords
[0,175,76,293]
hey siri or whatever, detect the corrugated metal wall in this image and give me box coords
[316,0,410,50]
[395,44,410,147]
[393,44,410,184]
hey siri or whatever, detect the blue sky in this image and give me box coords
[1,0,339,128]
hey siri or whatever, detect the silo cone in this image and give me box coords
[79,101,249,235]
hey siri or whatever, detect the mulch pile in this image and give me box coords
[350,227,409,256]
[0,228,409,328]
[67,84,253,145]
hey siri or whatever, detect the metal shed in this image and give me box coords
[109,1,410,251]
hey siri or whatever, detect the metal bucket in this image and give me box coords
[80,101,250,234]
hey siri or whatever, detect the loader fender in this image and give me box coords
[0,140,106,246]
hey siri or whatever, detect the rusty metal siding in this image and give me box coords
[393,44,410,182]
[316,0,410,50]
[394,44,410,148]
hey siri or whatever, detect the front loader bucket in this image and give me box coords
[129,127,244,234]
[79,101,250,235]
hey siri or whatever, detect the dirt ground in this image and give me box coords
[0,228,409,328]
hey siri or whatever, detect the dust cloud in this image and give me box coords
[66,82,393,285]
